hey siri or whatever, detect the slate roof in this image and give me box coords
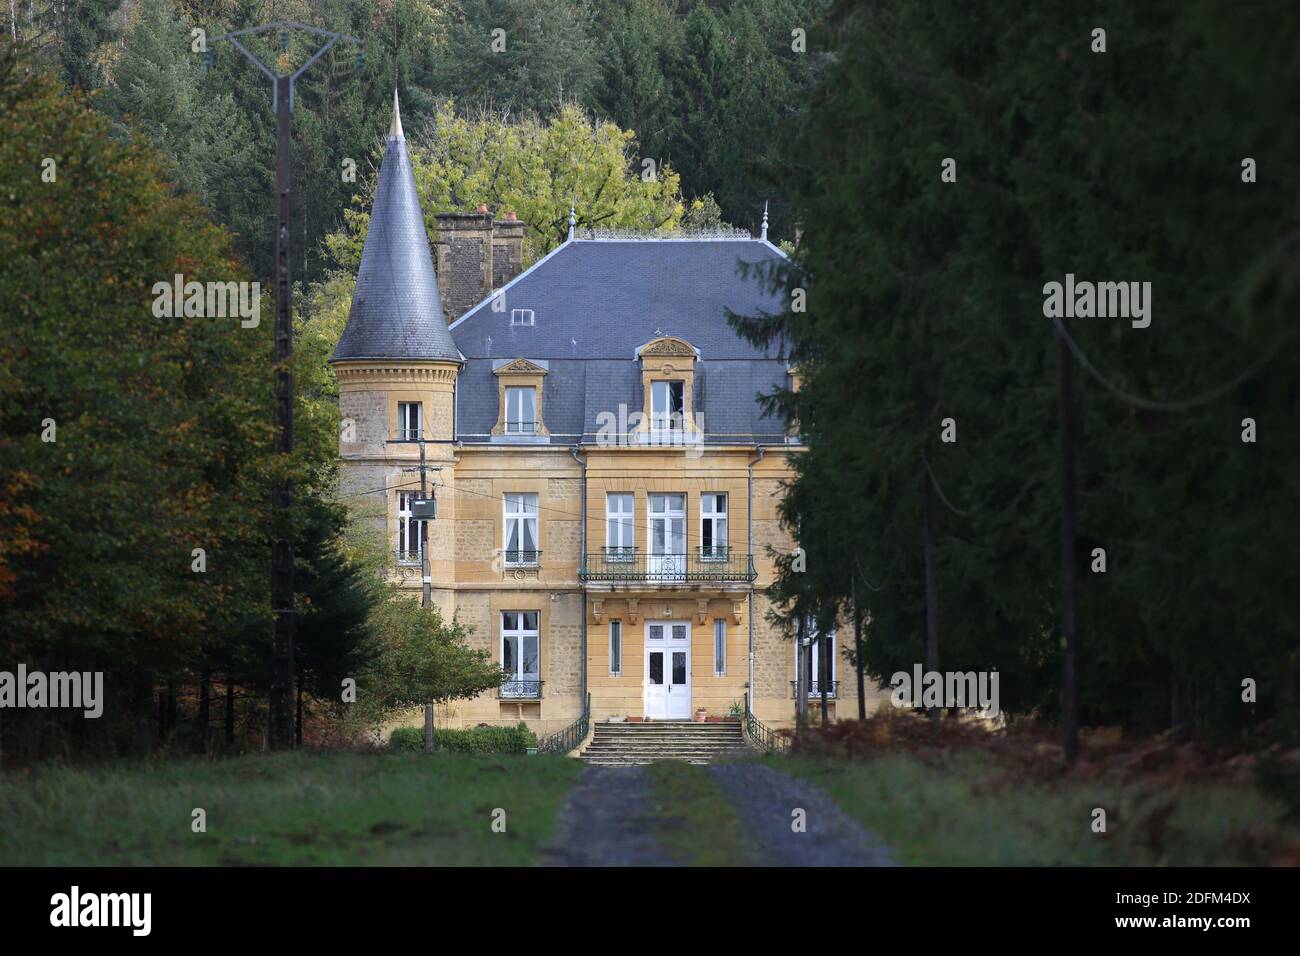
[450,238,793,445]
[331,93,460,364]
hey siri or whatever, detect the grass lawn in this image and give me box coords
[780,751,1294,866]
[644,761,756,866]
[0,751,584,866]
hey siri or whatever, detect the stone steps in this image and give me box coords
[579,720,753,765]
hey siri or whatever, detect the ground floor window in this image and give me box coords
[610,620,622,676]
[713,619,726,675]
[794,623,836,697]
[501,611,540,698]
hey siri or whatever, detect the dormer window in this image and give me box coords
[505,386,537,433]
[492,358,549,439]
[511,308,534,327]
[651,380,685,431]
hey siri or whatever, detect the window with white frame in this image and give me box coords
[397,401,422,441]
[396,492,426,564]
[501,611,540,697]
[609,620,622,676]
[605,493,634,560]
[505,386,537,433]
[795,622,837,697]
[510,308,535,327]
[651,380,685,431]
[701,493,728,559]
[713,619,726,676]
[504,492,539,564]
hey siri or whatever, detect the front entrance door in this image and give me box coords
[644,621,691,719]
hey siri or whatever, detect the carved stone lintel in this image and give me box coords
[591,599,604,624]
[626,598,639,624]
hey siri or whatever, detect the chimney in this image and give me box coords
[433,207,525,320]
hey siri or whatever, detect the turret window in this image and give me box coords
[397,402,422,441]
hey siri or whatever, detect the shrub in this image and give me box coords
[388,722,537,755]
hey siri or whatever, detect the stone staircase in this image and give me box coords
[580,719,753,766]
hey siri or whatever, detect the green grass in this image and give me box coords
[0,751,584,866]
[780,751,1292,866]
[644,761,755,866]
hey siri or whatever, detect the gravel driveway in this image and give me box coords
[543,761,895,867]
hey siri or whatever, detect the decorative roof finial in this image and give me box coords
[389,87,404,140]
[568,200,576,241]
[760,200,769,241]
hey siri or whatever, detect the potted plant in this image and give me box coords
[693,707,708,722]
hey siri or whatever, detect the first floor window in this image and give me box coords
[713,619,726,676]
[651,379,685,431]
[505,386,537,433]
[501,611,540,698]
[605,493,634,559]
[701,493,727,559]
[504,492,539,564]
[396,492,426,564]
[397,401,422,441]
[609,620,622,676]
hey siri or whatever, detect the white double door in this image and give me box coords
[644,621,691,719]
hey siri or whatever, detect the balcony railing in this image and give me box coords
[503,549,542,567]
[580,550,756,584]
[790,680,838,699]
[499,678,543,699]
[395,549,424,566]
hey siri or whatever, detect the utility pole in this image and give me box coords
[403,445,439,752]
[209,22,363,751]
[1058,330,1080,761]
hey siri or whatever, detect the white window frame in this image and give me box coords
[510,308,535,327]
[397,401,422,441]
[503,492,539,566]
[396,492,426,565]
[500,611,540,698]
[605,493,635,561]
[700,493,728,561]
[609,620,622,676]
[505,385,537,434]
[651,379,685,431]
[648,493,686,581]
[713,619,726,676]
[795,622,837,698]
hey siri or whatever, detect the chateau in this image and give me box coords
[331,96,862,738]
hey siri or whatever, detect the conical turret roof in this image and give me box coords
[331,90,460,363]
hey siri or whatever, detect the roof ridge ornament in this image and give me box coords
[760,200,769,241]
[568,200,576,241]
[389,87,403,140]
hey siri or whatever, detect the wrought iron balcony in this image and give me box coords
[395,548,424,566]
[580,550,756,584]
[503,549,542,567]
[498,678,543,699]
[791,680,838,699]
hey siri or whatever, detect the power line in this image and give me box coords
[1052,316,1288,413]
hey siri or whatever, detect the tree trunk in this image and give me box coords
[819,630,829,727]
[1058,334,1080,760]
[224,679,235,747]
[853,577,866,720]
[923,480,940,726]
[295,668,304,748]
[194,672,211,755]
